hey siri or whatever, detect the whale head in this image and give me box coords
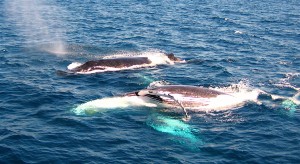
[166,53,183,62]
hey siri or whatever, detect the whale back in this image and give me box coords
[71,57,151,72]
[149,85,225,98]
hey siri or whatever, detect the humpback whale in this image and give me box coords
[126,84,260,120]
[67,53,183,74]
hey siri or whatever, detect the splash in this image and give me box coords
[4,0,68,56]
[209,81,261,109]
[72,96,157,115]
[103,50,186,64]
[147,80,171,89]
[267,72,300,111]
[234,30,243,34]
[201,81,299,112]
[273,73,300,91]
[269,92,300,106]
[67,62,83,70]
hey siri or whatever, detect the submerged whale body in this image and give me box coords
[67,53,182,74]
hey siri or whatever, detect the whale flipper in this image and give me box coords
[166,93,190,121]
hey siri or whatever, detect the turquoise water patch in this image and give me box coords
[146,114,203,147]
[281,100,298,116]
[139,74,154,84]
[282,100,297,112]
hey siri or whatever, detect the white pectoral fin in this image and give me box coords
[164,94,190,120]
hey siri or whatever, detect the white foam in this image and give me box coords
[268,72,300,105]
[67,62,83,70]
[147,53,173,65]
[273,72,300,91]
[202,82,260,111]
[148,80,171,89]
[269,92,300,105]
[234,30,243,34]
[292,92,300,105]
[202,90,259,111]
[103,51,175,65]
[73,96,157,115]
[102,50,164,59]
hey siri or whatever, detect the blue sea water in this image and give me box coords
[1,0,300,163]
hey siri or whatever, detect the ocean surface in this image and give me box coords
[1,0,300,163]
